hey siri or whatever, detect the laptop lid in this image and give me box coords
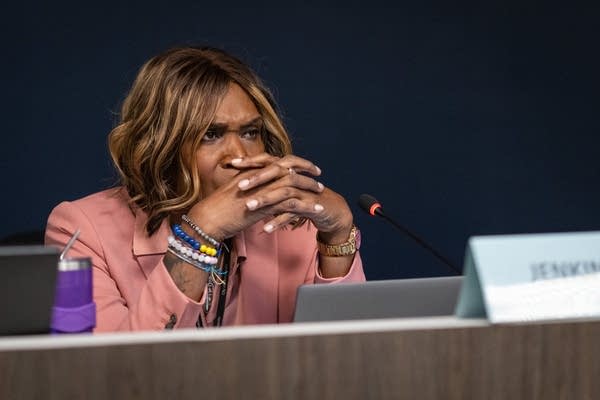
[0,245,59,335]
[293,276,463,322]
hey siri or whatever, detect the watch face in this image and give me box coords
[355,228,362,250]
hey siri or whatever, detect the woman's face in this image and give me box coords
[195,83,266,197]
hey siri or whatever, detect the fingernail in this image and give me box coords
[238,179,250,189]
[314,204,324,212]
[246,199,258,210]
[315,166,322,175]
[264,224,274,233]
[231,158,243,165]
[317,182,324,191]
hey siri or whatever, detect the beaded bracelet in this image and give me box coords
[181,214,221,248]
[166,248,212,273]
[172,224,219,257]
[172,224,201,250]
[166,246,228,281]
[167,236,219,265]
[199,244,218,257]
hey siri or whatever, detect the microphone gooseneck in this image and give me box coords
[358,194,461,275]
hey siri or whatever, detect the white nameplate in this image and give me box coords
[455,231,600,323]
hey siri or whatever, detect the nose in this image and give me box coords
[220,133,247,169]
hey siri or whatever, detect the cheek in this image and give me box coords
[195,151,216,183]
[248,138,266,155]
[197,164,218,198]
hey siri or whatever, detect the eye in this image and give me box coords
[241,128,261,139]
[202,129,221,142]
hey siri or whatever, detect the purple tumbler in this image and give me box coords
[51,257,96,333]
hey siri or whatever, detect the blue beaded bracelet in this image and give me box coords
[172,224,201,250]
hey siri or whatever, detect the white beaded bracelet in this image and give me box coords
[167,236,219,265]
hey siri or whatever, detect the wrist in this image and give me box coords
[317,224,361,257]
[181,211,224,247]
[316,210,354,245]
[317,224,353,245]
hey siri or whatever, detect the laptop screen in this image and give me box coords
[293,276,463,322]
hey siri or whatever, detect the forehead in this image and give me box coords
[213,83,260,125]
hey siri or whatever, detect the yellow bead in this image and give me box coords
[200,245,207,253]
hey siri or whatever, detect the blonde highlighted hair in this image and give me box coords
[109,46,292,235]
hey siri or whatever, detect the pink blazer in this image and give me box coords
[45,188,366,332]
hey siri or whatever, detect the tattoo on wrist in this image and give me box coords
[163,253,194,294]
[163,252,180,273]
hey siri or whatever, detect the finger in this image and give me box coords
[248,194,325,221]
[276,155,322,176]
[237,162,288,191]
[282,173,325,194]
[262,213,299,233]
[244,178,325,211]
[238,156,321,191]
[234,154,320,176]
[231,153,279,169]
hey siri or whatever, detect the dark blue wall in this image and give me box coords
[3,3,599,280]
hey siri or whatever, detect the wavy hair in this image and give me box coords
[108,46,292,235]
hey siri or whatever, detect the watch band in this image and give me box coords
[316,225,360,257]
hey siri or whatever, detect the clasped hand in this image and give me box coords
[186,153,354,244]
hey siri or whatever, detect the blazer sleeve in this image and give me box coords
[45,201,204,332]
[298,223,366,284]
[313,250,366,284]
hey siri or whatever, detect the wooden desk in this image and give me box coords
[1,317,599,400]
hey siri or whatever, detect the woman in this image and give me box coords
[45,46,365,332]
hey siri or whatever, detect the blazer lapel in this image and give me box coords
[132,208,169,279]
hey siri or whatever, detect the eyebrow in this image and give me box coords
[208,117,263,131]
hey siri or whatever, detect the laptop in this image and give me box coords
[0,245,59,335]
[293,276,463,322]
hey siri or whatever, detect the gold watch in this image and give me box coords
[317,225,361,257]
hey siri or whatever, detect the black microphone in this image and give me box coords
[358,194,461,275]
